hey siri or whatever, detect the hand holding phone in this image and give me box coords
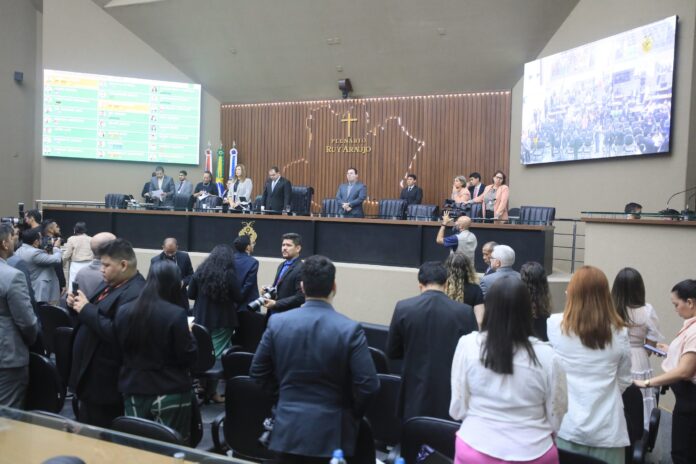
[72,281,79,296]
[643,343,667,357]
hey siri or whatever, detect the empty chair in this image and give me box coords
[195,195,222,211]
[221,351,254,380]
[189,391,203,448]
[289,185,314,215]
[253,195,264,212]
[190,324,224,403]
[53,326,73,396]
[518,206,556,225]
[322,198,341,217]
[468,202,482,221]
[399,416,459,464]
[365,374,402,450]
[26,352,65,413]
[36,303,73,355]
[104,193,129,209]
[623,384,644,446]
[211,376,276,461]
[172,193,191,211]
[360,322,402,375]
[368,347,389,374]
[378,199,407,220]
[406,204,438,221]
[232,310,266,353]
[111,416,184,445]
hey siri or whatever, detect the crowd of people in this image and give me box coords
[1,210,695,464]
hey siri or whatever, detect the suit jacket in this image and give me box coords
[399,185,423,205]
[15,243,63,303]
[7,255,37,308]
[250,299,379,457]
[261,177,292,212]
[74,260,105,299]
[0,260,39,369]
[150,251,193,309]
[175,179,193,196]
[269,259,305,316]
[479,266,521,298]
[149,175,176,203]
[336,182,367,218]
[69,273,146,405]
[468,182,486,200]
[234,252,260,308]
[188,272,243,330]
[386,290,477,420]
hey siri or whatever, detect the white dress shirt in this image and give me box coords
[450,332,567,461]
[546,314,632,448]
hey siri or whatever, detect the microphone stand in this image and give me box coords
[666,185,696,212]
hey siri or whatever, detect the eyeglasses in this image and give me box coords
[493,175,503,180]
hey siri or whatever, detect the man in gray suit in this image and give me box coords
[15,227,63,304]
[479,244,521,298]
[0,223,39,408]
[175,170,193,196]
[145,166,176,204]
[336,167,368,218]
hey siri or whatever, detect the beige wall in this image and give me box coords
[0,0,38,217]
[509,0,696,218]
[37,0,221,204]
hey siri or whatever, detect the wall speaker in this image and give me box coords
[14,71,23,83]
[338,78,352,99]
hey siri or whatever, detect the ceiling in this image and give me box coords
[91,0,579,103]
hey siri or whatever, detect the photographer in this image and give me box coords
[14,227,63,304]
[436,211,477,264]
[41,219,66,296]
[263,233,305,319]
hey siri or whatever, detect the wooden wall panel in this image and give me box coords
[221,92,511,215]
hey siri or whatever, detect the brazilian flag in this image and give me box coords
[215,144,225,196]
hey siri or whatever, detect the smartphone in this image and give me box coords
[643,344,667,357]
[72,281,79,296]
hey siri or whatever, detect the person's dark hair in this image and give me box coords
[179,170,187,176]
[99,238,137,267]
[123,260,182,354]
[672,279,696,301]
[493,170,507,184]
[155,166,164,173]
[203,170,213,177]
[480,276,539,374]
[195,244,239,302]
[73,222,87,235]
[520,262,552,319]
[624,202,642,214]
[468,172,481,180]
[151,171,156,176]
[302,255,335,298]
[282,232,302,247]
[270,166,280,173]
[0,223,13,243]
[611,267,646,325]
[348,167,358,175]
[26,209,42,224]
[21,227,41,245]
[407,173,417,181]
[233,235,251,253]
[418,261,448,286]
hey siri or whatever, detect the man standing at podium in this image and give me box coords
[146,166,175,204]
[336,167,367,218]
[261,166,292,212]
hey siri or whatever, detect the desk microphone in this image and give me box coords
[666,185,696,210]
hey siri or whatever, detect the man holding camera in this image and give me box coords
[263,233,305,318]
[435,211,477,264]
[14,227,63,304]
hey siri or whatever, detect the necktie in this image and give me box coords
[97,286,111,302]
[409,187,413,192]
[178,182,183,193]
[272,180,278,192]
[347,183,353,197]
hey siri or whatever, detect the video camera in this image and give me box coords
[442,199,470,220]
[0,203,26,227]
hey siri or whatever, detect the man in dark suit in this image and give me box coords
[399,173,423,206]
[482,241,497,276]
[146,166,176,204]
[386,261,477,421]
[251,255,379,463]
[261,166,292,212]
[67,238,146,427]
[232,234,260,309]
[150,237,193,309]
[263,233,305,318]
[468,171,486,200]
[336,167,368,218]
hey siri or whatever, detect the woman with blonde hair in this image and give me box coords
[547,266,631,464]
[224,163,253,210]
[451,175,471,204]
[445,253,484,327]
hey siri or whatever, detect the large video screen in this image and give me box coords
[521,16,677,165]
[43,69,201,165]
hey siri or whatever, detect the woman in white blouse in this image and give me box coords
[223,164,253,210]
[450,275,567,464]
[547,266,632,464]
[611,267,663,429]
[62,221,92,289]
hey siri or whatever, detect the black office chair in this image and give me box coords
[232,310,267,353]
[172,193,191,211]
[406,204,438,221]
[195,195,223,211]
[518,206,556,225]
[104,193,129,209]
[53,326,73,397]
[253,195,264,212]
[322,198,341,217]
[558,448,608,464]
[26,352,65,413]
[211,376,277,461]
[623,384,644,446]
[365,374,402,450]
[111,416,184,445]
[289,185,314,215]
[221,351,255,380]
[398,416,459,464]
[360,322,402,375]
[190,324,225,402]
[368,347,390,374]
[190,391,203,448]
[469,202,483,221]
[36,303,73,355]
[353,418,377,464]
[647,407,660,452]
[378,199,408,219]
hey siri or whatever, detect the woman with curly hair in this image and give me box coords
[520,262,553,341]
[445,253,484,327]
